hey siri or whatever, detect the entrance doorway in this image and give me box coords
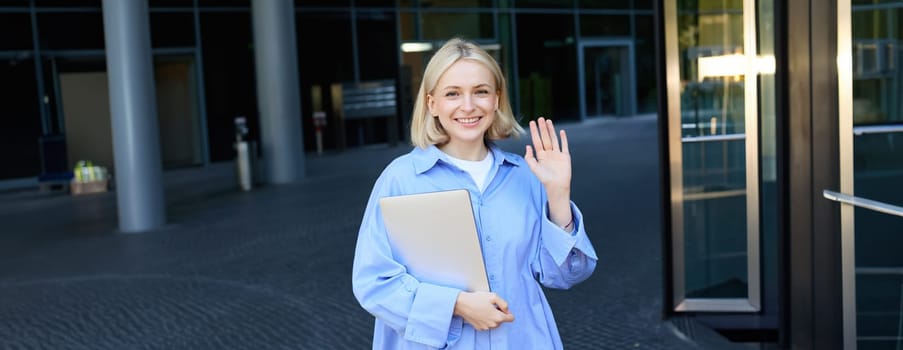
[829,2,903,349]
[57,55,204,171]
[578,39,636,119]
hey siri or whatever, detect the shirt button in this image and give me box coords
[485,236,492,242]
[489,274,496,281]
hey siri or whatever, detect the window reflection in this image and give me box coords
[677,0,751,300]
[851,8,902,125]
[421,12,493,40]
[850,3,903,349]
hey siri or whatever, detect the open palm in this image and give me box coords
[524,118,571,191]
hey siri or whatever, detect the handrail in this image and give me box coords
[823,190,903,218]
[853,124,903,136]
[681,133,746,143]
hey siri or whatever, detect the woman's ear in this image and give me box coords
[427,94,436,116]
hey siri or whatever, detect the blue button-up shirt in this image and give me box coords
[352,144,598,349]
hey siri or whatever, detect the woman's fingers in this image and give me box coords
[560,129,569,154]
[546,119,560,152]
[529,120,542,154]
[457,292,516,331]
[537,117,553,151]
[530,117,564,152]
[492,293,509,313]
[530,117,565,153]
[524,145,535,165]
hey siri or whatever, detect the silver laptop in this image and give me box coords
[379,189,490,292]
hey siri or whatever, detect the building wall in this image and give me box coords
[0,0,656,181]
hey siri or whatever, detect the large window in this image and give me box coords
[37,13,105,50]
[516,14,578,121]
[297,11,354,151]
[200,12,257,162]
[0,13,32,50]
[847,3,903,349]
[150,13,195,48]
[421,12,493,40]
[0,61,41,179]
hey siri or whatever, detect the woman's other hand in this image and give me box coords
[453,292,515,331]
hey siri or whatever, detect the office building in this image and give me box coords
[2,0,901,348]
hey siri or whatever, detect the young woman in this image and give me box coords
[352,37,597,349]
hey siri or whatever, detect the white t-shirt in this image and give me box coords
[446,152,494,191]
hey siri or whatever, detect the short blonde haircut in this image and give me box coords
[410,38,523,148]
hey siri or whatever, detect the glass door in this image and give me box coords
[665,0,777,312]
[834,1,903,349]
[578,39,636,118]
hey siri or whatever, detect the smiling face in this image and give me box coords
[427,59,499,153]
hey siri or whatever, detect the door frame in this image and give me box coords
[577,38,636,120]
[663,0,762,313]
[837,0,856,348]
[49,48,209,169]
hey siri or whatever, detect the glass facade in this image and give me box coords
[850,2,903,348]
[517,13,579,120]
[0,1,657,184]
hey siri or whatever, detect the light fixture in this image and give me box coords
[401,42,433,53]
[697,54,776,81]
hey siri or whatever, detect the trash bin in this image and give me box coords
[234,116,252,191]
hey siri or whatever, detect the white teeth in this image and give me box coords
[458,117,479,124]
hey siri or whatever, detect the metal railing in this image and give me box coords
[681,133,746,143]
[853,124,903,136]
[823,190,903,218]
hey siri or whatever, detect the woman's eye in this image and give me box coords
[476,90,490,95]
[445,91,459,97]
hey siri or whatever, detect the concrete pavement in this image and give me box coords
[0,115,746,349]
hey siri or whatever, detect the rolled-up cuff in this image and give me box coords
[403,283,462,348]
[542,202,598,266]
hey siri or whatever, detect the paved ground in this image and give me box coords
[0,115,750,349]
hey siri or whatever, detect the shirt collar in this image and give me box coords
[412,142,521,175]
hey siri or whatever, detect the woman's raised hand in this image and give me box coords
[524,117,572,192]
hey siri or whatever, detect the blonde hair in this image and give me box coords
[410,38,523,148]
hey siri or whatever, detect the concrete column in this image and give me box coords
[101,0,166,233]
[251,0,306,184]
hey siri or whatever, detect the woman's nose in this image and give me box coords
[461,95,475,111]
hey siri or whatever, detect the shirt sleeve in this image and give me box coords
[351,172,464,348]
[532,200,599,290]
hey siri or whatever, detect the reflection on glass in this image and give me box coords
[580,15,630,36]
[420,12,492,40]
[851,5,903,349]
[0,14,33,50]
[295,0,351,7]
[579,0,629,10]
[583,46,631,117]
[678,0,748,299]
[635,15,657,113]
[515,0,573,8]
[516,14,579,120]
[399,12,415,41]
[851,8,903,125]
[37,13,105,50]
[853,131,903,349]
[419,0,492,7]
